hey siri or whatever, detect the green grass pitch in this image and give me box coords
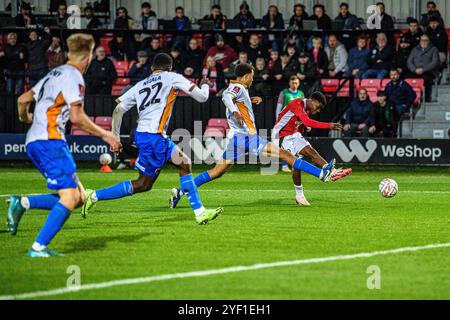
[0,165,450,299]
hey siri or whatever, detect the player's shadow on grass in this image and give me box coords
[63,232,154,253]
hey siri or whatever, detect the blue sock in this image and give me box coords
[96,181,133,201]
[35,202,71,246]
[27,194,60,210]
[292,158,322,178]
[180,174,204,212]
[194,171,212,188]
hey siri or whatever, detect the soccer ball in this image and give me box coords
[99,153,112,165]
[379,178,398,198]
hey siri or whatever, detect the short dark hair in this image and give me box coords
[142,2,151,9]
[377,90,387,97]
[153,53,173,71]
[313,4,325,12]
[310,91,327,107]
[408,17,419,24]
[175,6,184,12]
[390,68,400,73]
[427,1,436,7]
[211,4,221,10]
[340,2,349,9]
[235,63,253,78]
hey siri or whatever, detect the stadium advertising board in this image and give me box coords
[0,134,109,161]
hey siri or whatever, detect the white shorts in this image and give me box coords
[280,132,311,156]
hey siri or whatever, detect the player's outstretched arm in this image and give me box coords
[17,90,35,124]
[70,102,122,152]
[111,101,128,139]
[187,79,211,103]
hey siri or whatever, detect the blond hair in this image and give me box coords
[66,33,95,61]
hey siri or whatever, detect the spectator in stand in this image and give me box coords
[426,16,448,67]
[407,34,440,102]
[385,68,416,115]
[182,38,205,78]
[261,5,285,51]
[324,34,348,78]
[233,1,256,29]
[169,47,183,74]
[81,5,101,29]
[172,6,191,49]
[114,6,134,29]
[308,36,328,77]
[140,37,163,62]
[345,36,369,78]
[287,45,298,60]
[362,32,394,79]
[134,2,158,31]
[289,3,308,30]
[25,28,52,87]
[55,3,69,28]
[271,51,299,91]
[394,37,412,75]
[343,88,373,137]
[267,50,279,71]
[93,0,109,13]
[283,35,300,55]
[245,34,268,65]
[84,46,117,95]
[206,34,237,73]
[127,51,151,85]
[296,52,316,93]
[335,2,360,51]
[310,4,332,30]
[202,55,225,95]
[227,51,251,78]
[109,32,135,61]
[276,75,305,118]
[373,2,395,44]
[420,1,445,28]
[229,34,245,54]
[49,0,66,13]
[2,32,26,95]
[403,18,423,49]
[47,36,65,69]
[203,4,226,30]
[15,2,36,27]
[253,57,271,95]
[369,90,399,137]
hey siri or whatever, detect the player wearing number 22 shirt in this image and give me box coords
[81,53,223,225]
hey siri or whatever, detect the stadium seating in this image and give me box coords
[112,85,126,96]
[204,126,226,137]
[95,116,113,131]
[207,118,230,130]
[99,35,113,55]
[358,79,381,93]
[71,116,94,135]
[114,77,131,86]
[113,61,129,77]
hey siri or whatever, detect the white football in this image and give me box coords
[379,178,398,198]
[99,153,112,165]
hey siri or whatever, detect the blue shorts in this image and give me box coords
[134,132,177,178]
[26,140,78,190]
[222,133,268,161]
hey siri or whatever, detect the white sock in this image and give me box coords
[294,185,304,197]
[91,192,98,202]
[194,206,206,216]
[32,242,46,251]
[21,197,30,209]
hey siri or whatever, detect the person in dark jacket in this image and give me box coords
[402,18,423,48]
[25,28,52,87]
[309,4,332,30]
[253,57,271,95]
[84,47,117,94]
[420,1,445,28]
[308,36,328,77]
[245,33,269,65]
[362,32,394,79]
[203,4,226,30]
[261,5,285,51]
[109,32,135,61]
[369,90,399,137]
[345,36,369,78]
[425,16,448,66]
[343,88,373,137]
[182,38,205,78]
[127,50,151,85]
[407,35,440,102]
[233,2,256,29]
[15,2,36,27]
[114,6,134,29]
[169,46,183,74]
[2,32,26,95]
[271,51,299,92]
[289,3,308,30]
[385,68,416,115]
[334,2,360,51]
[49,0,66,13]
[295,52,316,93]
[82,6,102,29]
[394,37,413,75]
[140,37,164,62]
[55,3,69,28]
[172,6,191,49]
[369,3,395,44]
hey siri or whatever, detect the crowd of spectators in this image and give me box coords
[0,1,448,135]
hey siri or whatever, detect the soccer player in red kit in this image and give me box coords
[272,91,352,206]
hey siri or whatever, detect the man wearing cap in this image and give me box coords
[206,34,237,73]
[127,51,151,85]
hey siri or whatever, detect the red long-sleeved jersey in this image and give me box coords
[272,98,331,139]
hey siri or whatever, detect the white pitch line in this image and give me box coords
[1,189,450,198]
[1,242,449,300]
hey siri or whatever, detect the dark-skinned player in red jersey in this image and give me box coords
[271,91,352,206]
